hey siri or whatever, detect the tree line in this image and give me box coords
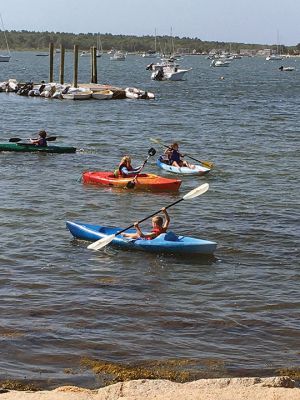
[0,30,298,54]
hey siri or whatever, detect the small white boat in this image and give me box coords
[142,51,159,58]
[0,54,10,62]
[80,51,90,57]
[92,89,114,100]
[62,88,92,100]
[279,66,295,71]
[125,87,155,99]
[110,51,126,61]
[210,59,230,67]
[266,54,283,61]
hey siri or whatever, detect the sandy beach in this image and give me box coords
[0,376,299,400]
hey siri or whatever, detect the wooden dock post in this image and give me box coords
[91,46,97,83]
[49,42,54,82]
[73,44,79,88]
[59,44,65,84]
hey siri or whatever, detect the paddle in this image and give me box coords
[9,136,57,143]
[150,137,214,169]
[87,182,209,251]
[126,147,156,189]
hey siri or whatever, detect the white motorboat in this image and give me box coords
[91,89,114,100]
[210,59,230,67]
[110,51,126,61]
[266,54,283,61]
[151,64,192,81]
[0,13,11,62]
[148,57,192,81]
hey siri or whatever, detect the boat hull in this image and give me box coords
[157,157,210,176]
[82,171,181,191]
[0,143,76,153]
[66,221,217,255]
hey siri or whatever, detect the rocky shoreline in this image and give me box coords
[0,376,299,400]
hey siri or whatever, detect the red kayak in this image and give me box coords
[82,171,182,191]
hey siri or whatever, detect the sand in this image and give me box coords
[0,376,299,400]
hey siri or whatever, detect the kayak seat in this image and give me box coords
[163,231,179,241]
[159,155,170,165]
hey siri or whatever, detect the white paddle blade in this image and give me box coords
[87,234,115,251]
[183,183,209,200]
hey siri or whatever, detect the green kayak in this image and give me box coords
[0,143,76,154]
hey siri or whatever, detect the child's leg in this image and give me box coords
[121,232,140,239]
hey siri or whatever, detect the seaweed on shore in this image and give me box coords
[79,357,227,386]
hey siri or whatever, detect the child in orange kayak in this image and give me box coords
[116,155,143,177]
[122,208,170,240]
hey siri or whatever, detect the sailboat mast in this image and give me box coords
[0,13,10,55]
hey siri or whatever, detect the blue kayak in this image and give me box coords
[66,221,217,255]
[157,156,210,176]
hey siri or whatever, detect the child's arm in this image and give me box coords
[162,207,170,230]
[134,222,145,238]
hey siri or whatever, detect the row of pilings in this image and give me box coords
[48,43,98,87]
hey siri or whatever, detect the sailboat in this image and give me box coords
[0,13,11,62]
[96,33,103,58]
[266,30,283,61]
[141,29,159,58]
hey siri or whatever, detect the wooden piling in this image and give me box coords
[92,46,97,83]
[73,44,79,88]
[49,42,54,82]
[59,44,65,84]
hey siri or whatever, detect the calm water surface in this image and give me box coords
[0,52,299,388]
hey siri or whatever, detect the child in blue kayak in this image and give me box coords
[164,142,195,168]
[122,208,170,240]
[30,130,48,146]
[115,155,143,177]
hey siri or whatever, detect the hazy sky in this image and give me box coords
[1,0,299,45]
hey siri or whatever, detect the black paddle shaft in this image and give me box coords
[126,148,156,189]
[114,197,184,236]
[9,136,57,143]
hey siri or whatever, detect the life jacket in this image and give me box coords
[115,163,133,178]
[170,149,181,163]
[148,226,167,240]
[37,137,47,147]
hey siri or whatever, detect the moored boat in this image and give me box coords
[125,87,155,99]
[91,89,114,100]
[156,156,210,176]
[0,143,76,153]
[82,171,181,191]
[66,221,217,255]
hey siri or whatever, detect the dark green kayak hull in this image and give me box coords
[0,143,76,153]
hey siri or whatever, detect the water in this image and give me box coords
[0,52,299,388]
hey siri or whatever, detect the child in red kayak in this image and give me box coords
[122,208,170,240]
[30,130,48,146]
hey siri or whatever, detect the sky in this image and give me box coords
[1,0,299,46]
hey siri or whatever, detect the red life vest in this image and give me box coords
[148,226,167,239]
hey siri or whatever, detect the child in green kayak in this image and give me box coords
[122,208,170,240]
[30,130,48,146]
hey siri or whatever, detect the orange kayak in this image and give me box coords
[82,171,181,191]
